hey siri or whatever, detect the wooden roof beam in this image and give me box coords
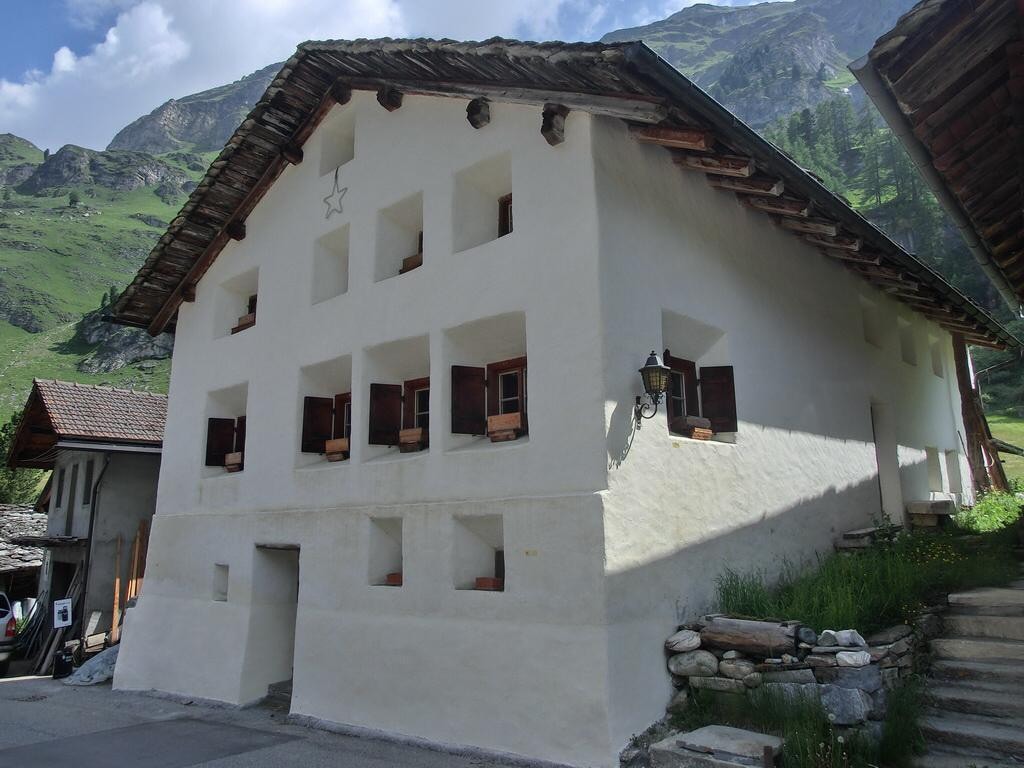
[804,233,862,252]
[779,217,839,237]
[467,98,490,129]
[629,124,714,151]
[376,85,403,111]
[708,175,784,196]
[741,195,811,217]
[541,103,569,146]
[675,152,755,177]
[819,248,882,265]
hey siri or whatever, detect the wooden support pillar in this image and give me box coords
[952,334,1008,493]
[376,85,403,112]
[467,98,490,129]
[110,534,122,644]
[541,103,569,146]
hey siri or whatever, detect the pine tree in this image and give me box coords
[0,415,44,504]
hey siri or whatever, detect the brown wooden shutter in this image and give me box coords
[247,294,258,314]
[451,365,486,435]
[301,396,333,453]
[664,351,699,421]
[498,194,512,237]
[369,383,402,445]
[205,418,235,466]
[333,393,351,439]
[234,416,247,454]
[699,366,737,433]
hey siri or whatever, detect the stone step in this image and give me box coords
[912,747,1024,768]
[926,683,1024,718]
[920,711,1024,757]
[944,615,1024,641]
[931,636,1024,662]
[949,588,1024,617]
[932,659,1024,685]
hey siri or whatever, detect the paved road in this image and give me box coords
[0,676,526,768]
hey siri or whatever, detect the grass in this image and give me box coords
[672,682,923,768]
[716,529,1019,635]
[987,413,1024,484]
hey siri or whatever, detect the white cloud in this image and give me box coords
[1,0,768,151]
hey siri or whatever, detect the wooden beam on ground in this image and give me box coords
[675,153,755,177]
[340,77,668,124]
[541,103,570,146]
[708,175,784,196]
[741,195,811,217]
[629,124,714,151]
[779,217,839,237]
[804,233,862,251]
[376,85,403,111]
[466,98,490,129]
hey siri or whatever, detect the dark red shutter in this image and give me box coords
[333,393,351,439]
[301,396,333,453]
[205,418,235,466]
[234,416,246,454]
[369,383,402,445]
[486,365,499,417]
[451,366,486,434]
[664,351,699,422]
[699,366,737,433]
[498,194,512,237]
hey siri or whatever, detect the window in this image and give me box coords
[411,383,430,429]
[451,357,528,440]
[367,377,429,449]
[82,460,94,506]
[368,518,403,586]
[55,468,66,509]
[231,294,257,335]
[216,268,259,338]
[498,194,513,238]
[930,337,944,378]
[205,416,247,471]
[65,464,79,536]
[375,192,424,281]
[454,514,505,591]
[898,318,917,366]
[300,393,351,453]
[664,349,737,436]
[312,224,350,304]
[212,564,229,602]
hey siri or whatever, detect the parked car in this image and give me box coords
[0,592,16,676]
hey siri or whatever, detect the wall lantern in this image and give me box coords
[635,350,671,428]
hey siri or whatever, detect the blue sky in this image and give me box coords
[0,0,764,151]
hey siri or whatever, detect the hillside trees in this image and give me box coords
[0,414,43,504]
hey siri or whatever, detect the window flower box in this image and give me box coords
[231,312,256,335]
[487,412,523,443]
[325,437,349,462]
[669,415,713,440]
[474,577,504,591]
[385,572,403,587]
[224,451,244,472]
[398,427,427,452]
[399,252,422,275]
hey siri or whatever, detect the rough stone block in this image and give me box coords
[668,689,690,716]
[834,629,867,647]
[797,626,818,645]
[810,646,842,654]
[650,726,783,768]
[668,650,719,677]
[764,681,819,703]
[718,659,756,680]
[836,651,872,667]
[866,624,912,645]
[868,687,888,721]
[688,676,746,694]
[805,654,838,667]
[666,629,702,653]
[887,638,911,656]
[820,685,872,725]
[818,630,838,646]
[763,668,816,684]
[880,668,899,690]
[914,613,942,639]
[813,664,882,693]
[742,672,762,688]
[722,650,744,660]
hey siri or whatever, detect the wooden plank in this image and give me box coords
[629,124,714,151]
[819,248,882,265]
[708,175,784,196]
[110,534,122,644]
[779,217,839,236]
[804,233,862,251]
[675,153,755,177]
[741,195,811,217]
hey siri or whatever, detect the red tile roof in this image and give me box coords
[33,379,166,445]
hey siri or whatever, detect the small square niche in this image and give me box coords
[929,336,944,378]
[453,152,512,254]
[860,298,883,349]
[212,564,229,601]
[215,268,259,338]
[319,107,355,176]
[312,224,350,304]
[375,193,423,282]
[453,514,504,591]
[925,447,942,493]
[368,517,403,586]
[898,318,917,366]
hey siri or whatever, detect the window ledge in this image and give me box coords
[295,458,350,473]
[200,470,244,482]
[446,434,530,455]
[668,433,737,447]
[363,448,429,466]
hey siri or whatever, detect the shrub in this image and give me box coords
[954,491,1022,533]
[716,530,1017,634]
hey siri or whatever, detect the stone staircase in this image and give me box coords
[915,572,1024,767]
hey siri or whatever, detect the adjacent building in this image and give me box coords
[8,379,165,651]
[109,40,1017,767]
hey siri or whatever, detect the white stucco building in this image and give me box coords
[110,40,1017,767]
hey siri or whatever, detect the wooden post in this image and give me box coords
[110,534,122,644]
[951,334,1009,493]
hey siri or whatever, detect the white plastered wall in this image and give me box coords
[115,95,621,766]
[587,117,972,751]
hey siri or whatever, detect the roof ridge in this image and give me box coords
[36,378,167,399]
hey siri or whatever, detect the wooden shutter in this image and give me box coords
[498,194,513,237]
[664,351,699,421]
[451,365,486,435]
[333,393,351,439]
[301,396,333,453]
[699,366,737,433]
[234,416,247,454]
[368,383,402,445]
[247,294,258,314]
[205,418,236,466]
